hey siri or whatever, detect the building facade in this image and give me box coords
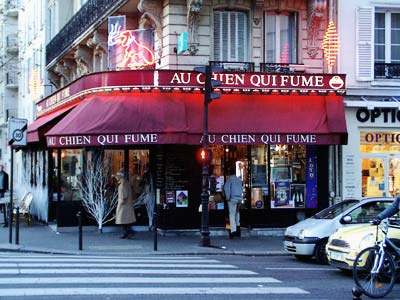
[19,0,348,230]
[0,0,20,172]
[338,0,400,200]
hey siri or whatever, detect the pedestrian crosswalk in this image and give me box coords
[0,254,309,297]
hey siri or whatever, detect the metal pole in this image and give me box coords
[153,205,158,251]
[200,65,211,247]
[15,207,19,245]
[8,148,13,244]
[77,211,82,250]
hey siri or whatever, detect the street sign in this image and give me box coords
[8,117,28,147]
[177,32,188,54]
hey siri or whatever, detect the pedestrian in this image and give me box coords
[0,164,9,198]
[0,164,9,227]
[223,167,243,238]
[114,171,136,239]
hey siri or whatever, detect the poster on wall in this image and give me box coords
[305,146,318,208]
[291,184,306,208]
[166,191,175,204]
[271,182,291,208]
[176,190,189,207]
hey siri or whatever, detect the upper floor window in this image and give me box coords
[213,11,248,61]
[374,11,400,79]
[264,12,297,63]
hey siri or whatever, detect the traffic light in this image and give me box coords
[204,65,223,103]
[194,65,223,103]
[198,148,212,163]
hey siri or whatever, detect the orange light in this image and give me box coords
[198,148,211,163]
[201,149,207,160]
[29,68,42,101]
[322,21,339,68]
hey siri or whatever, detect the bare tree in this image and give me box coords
[77,153,117,232]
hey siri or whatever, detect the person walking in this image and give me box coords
[224,167,243,238]
[115,171,136,239]
[0,165,9,227]
[0,165,9,198]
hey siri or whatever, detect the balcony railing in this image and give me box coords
[374,63,400,79]
[260,63,306,73]
[6,34,18,52]
[46,0,128,66]
[209,61,255,72]
[6,71,18,87]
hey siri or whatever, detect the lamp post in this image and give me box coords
[194,64,222,247]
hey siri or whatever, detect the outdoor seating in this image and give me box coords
[13,192,33,226]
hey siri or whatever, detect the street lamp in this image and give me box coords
[194,64,222,247]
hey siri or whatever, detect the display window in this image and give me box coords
[360,131,400,197]
[59,149,83,201]
[208,144,317,210]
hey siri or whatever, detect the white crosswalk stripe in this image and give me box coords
[0,254,309,297]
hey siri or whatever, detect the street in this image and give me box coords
[0,252,399,300]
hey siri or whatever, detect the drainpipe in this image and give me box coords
[327,0,340,205]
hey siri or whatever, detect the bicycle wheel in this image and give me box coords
[353,246,396,298]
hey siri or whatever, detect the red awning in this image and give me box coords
[27,105,77,143]
[45,93,347,147]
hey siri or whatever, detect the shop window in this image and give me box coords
[360,131,400,197]
[104,150,125,175]
[60,149,83,201]
[128,149,150,198]
[213,11,248,61]
[374,11,400,79]
[208,144,316,210]
[264,12,297,63]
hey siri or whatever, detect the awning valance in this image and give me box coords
[45,93,347,147]
[27,104,78,143]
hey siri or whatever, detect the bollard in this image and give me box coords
[15,207,19,245]
[8,203,12,244]
[76,211,82,251]
[352,286,363,300]
[153,207,158,251]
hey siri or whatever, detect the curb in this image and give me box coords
[0,245,289,257]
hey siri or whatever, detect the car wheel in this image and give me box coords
[294,255,313,261]
[315,239,328,264]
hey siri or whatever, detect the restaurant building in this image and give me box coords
[23,0,347,229]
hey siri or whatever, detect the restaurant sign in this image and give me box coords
[36,70,346,115]
[46,133,342,148]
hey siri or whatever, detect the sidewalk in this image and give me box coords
[0,221,288,256]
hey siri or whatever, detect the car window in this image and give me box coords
[314,200,359,219]
[348,201,393,223]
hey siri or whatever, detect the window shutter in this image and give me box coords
[213,13,221,61]
[237,12,247,61]
[213,11,247,61]
[356,7,374,81]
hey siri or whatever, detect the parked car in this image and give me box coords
[284,197,394,264]
[326,215,400,271]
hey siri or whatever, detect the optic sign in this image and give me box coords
[108,24,155,70]
[8,117,27,147]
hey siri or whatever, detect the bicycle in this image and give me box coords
[353,218,400,298]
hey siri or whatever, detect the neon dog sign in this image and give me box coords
[108,24,155,69]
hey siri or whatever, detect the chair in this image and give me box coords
[13,192,33,226]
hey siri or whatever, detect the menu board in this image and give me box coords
[155,146,190,207]
[165,150,190,191]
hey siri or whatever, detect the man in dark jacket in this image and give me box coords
[0,164,9,227]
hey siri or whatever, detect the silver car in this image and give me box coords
[284,197,394,263]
